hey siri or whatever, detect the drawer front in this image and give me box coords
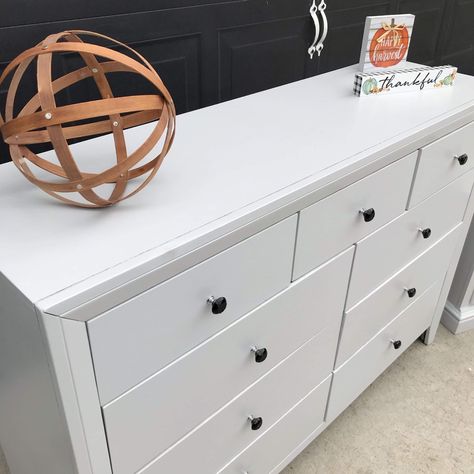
[103,248,353,474]
[88,216,297,404]
[410,122,474,207]
[293,153,416,279]
[327,280,443,423]
[135,335,332,474]
[218,377,331,474]
[347,170,474,308]
[336,225,461,367]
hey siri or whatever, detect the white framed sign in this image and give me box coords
[359,14,415,72]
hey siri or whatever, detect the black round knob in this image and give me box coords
[420,228,432,239]
[252,347,268,363]
[391,340,402,350]
[207,296,227,315]
[457,154,468,166]
[249,416,263,431]
[406,288,417,298]
[360,208,376,223]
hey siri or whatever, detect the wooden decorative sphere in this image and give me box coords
[0,30,176,207]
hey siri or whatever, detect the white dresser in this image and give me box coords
[1,65,474,474]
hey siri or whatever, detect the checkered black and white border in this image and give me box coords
[353,74,364,96]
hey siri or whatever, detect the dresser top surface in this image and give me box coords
[1,64,474,307]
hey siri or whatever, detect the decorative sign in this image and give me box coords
[359,14,415,72]
[354,65,457,98]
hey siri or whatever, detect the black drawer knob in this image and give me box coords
[251,346,268,363]
[406,288,417,298]
[207,296,227,314]
[456,154,469,166]
[248,415,263,431]
[419,228,432,239]
[391,339,402,350]
[360,208,376,222]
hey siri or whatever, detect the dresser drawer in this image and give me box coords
[336,225,460,367]
[218,377,331,474]
[293,153,416,279]
[327,280,443,422]
[346,170,474,308]
[410,122,474,207]
[88,216,297,404]
[103,248,352,474]
[130,335,331,474]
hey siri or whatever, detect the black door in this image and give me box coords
[1,0,472,163]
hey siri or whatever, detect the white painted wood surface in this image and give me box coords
[1,65,474,315]
[88,216,297,404]
[0,276,75,474]
[293,152,416,279]
[409,122,474,207]
[40,315,97,474]
[102,248,352,472]
[327,280,443,423]
[424,167,474,344]
[59,319,113,474]
[135,335,331,474]
[347,169,474,308]
[41,315,112,474]
[218,377,331,474]
[336,225,461,367]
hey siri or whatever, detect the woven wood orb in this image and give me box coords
[0,30,176,207]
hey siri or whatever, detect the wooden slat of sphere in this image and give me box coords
[0,30,176,208]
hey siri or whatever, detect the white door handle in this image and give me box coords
[308,0,321,59]
[308,0,328,59]
[316,0,328,56]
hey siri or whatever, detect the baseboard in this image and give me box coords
[442,301,474,334]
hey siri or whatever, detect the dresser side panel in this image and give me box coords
[0,273,76,474]
[448,217,474,308]
[60,318,112,474]
[426,177,474,343]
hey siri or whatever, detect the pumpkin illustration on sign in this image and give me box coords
[369,19,410,69]
[362,78,378,95]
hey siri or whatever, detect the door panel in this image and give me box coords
[218,17,314,101]
[0,0,472,164]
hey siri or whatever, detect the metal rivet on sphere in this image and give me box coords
[0,30,176,208]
